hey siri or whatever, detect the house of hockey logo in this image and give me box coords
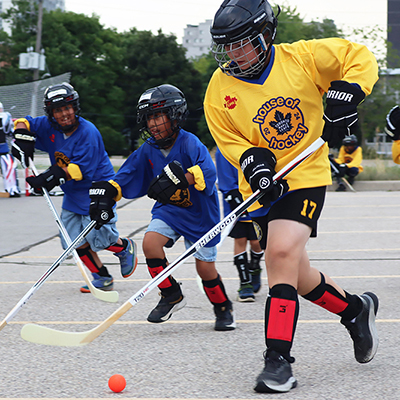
[224,95,237,110]
[253,96,309,150]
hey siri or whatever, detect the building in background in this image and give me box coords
[388,0,400,66]
[0,0,65,33]
[182,20,212,59]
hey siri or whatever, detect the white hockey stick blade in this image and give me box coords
[29,159,118,303]
[341,177,356,192]
[0,221,96,332]
[20,137,326,346]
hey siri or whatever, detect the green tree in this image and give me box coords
[118,29,205,149]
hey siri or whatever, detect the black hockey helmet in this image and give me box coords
[43,82,80,133]
[210,0,278,78]
[137,84,188,149]
[342,134,358,147]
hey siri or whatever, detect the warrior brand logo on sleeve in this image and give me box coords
[326,90,354,102]
[89,188,106,196]
[240,155,254,172]
[253,96,309,151]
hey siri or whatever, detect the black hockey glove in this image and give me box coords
[384,105,400,141]
[26,164,67,192]
[240,147,289,208]
[322,81,365,148]
[11,128,36,168]
[224,188,244,212]
[89,181,118,230]
[147,160,189,205]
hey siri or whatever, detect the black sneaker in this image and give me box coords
[147,292,187,323]
[341,292,379,363]
[336,183,346,192]
[214,302,236,331]
[254,350,297,393]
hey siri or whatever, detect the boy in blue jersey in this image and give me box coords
[215,147,263,301]
[11,83,138,292]
[88,84,235,331]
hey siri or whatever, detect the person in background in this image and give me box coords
[11,82,137,292]
[0,101,20,197]
[215,147,263,302]
[329,134,363,191]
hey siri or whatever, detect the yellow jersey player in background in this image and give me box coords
[204,0,379,394]
[329,134,363,191]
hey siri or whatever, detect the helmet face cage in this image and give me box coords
[211,33,269,78]
[137,85,187,150]
[210,0,277,78]
[44,83,80,133]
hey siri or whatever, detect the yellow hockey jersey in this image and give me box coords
[335,146,363,171]
[204,38,378,211]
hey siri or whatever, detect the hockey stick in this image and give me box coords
[29,159,118,303]
[0,191,10,198]
[20,137,325,346]
[0,220,96,332]
[329,160,356,192]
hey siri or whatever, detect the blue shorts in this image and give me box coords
[146,218,217,262]
[60,209,120,252]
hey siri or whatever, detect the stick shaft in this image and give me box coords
[21,137,326,345]
[29,160,118,302]
[81,137,328,343]
[0,220,96,329]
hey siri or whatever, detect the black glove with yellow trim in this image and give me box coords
[148,161,189,205]
[11,128,36,168]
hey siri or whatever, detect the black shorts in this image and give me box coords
[229,221,258,240]
[251,186,326,250]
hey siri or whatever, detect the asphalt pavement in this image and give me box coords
[1,178,400,399]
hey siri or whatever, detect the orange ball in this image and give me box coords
[108,374,126,393]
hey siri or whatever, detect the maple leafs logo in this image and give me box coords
[269,110,293,135]
[224,95,237,110]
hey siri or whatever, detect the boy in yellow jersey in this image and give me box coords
[204,0,379,394]
[385,105,400,163]
[330,134,363,191]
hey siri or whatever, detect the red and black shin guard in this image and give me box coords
[146,258,181,297]
[202,275,230,307]
[265,284,299,359]
[76,247,110,277]
[302,272,363,320]
[105,239,127,254]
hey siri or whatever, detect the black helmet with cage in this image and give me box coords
[43,82,80,133]
[210,0,279,79]
[137,84,188,149]
[342,134,358,147]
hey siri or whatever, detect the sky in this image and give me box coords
[65,0,387,40]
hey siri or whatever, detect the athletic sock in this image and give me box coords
[249,249,263,268]
[105,238,128,253]
[302,272,363,320]
[76,247,111,277]
[265,284,298,361]
[234,251,251,285]
[146,258,180,296]
[202,274,230,307]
